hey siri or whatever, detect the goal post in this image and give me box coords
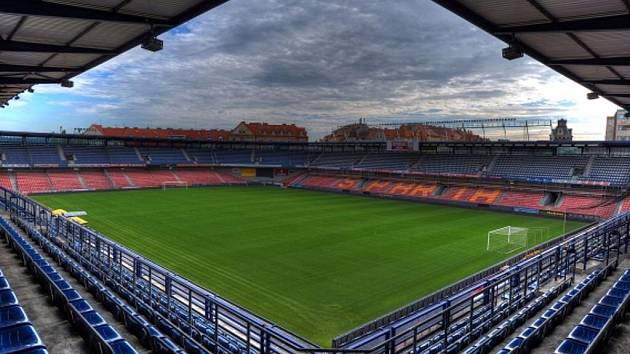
[487,226,528,254]
[161,181,188,190]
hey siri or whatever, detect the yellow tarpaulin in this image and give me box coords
[52,209,67,217]
[69,216,88,225]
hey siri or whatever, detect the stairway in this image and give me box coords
[3,217,150,353]
[0,234,91,353]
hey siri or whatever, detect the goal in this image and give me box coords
[487,226,528,254]
[161,181,188,190]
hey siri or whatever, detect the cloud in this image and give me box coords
[0,0,618,139]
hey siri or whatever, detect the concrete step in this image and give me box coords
[0,240,91,354]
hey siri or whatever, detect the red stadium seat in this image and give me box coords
[80,170,113,190]
[48,170,83,191]
[106,169,133,188]
[16,171,53,194]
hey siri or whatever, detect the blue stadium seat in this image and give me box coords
[554,339,588,354]
[109,339,140,354]
[0,306,28,329]
[69,299,93,314]
[95,324,124,343]
[568,325,598,344]
[580,314,609,330]
[0,324,46,354]
[0,290,18,308]
[590,304,616,319]
[598,295,623,309]
[0,278,10,291]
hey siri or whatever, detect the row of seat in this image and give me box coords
[460,281,570,354]
[292,174,617,218]
[0,217,138,354]
[4,168,247,194]
[555,268,630,354]
[13,218,189,354]
[405,268,564,354]
[49,227,256,354]
[3,145,630,185]
[496,266,611,354]
[0,269,47,354]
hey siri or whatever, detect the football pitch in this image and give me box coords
[33,186,585,346]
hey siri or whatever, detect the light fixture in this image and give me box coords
[587,92,599,100]
[502,44,524,60]
[141,35,163,52]
[61,80,74,88]
[27,88,34,93]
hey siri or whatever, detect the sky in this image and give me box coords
[0,0,620,140]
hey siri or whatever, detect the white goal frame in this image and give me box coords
[487,226,528,254]
[161,181,188,190]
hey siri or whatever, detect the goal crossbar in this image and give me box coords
[487,226,528,254]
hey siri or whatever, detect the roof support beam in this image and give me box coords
[547,57,630,66]
[495,14,630,34]
[583,79,630,85]
[0,40,117,54]
[603,94,630,98]
[0,1,175,27]
[0,64,80,73]
[0,78,61,85]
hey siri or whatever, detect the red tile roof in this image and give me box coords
[87,124,231,140]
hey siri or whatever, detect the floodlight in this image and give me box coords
[502,44,524,60]
[141,36,163,52]
[27,88,34,93]
[61,80,74,88]
[587,92,599,100]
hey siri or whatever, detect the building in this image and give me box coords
[320,120,484,143]
[84,122,308,142]
[84,124,231,141]
[550,119,573,142]
[605,110,630,141]
[229,122,308,142]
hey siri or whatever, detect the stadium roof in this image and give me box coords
[433,0,630,111]
[0,0,228,107]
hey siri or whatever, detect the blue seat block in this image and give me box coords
[554,339,588,354]
[505,337,524,351]
[0,290,18,308]
[580,314,609,330]
[109,340,139,354]
[62,289,81,303]
[590,304,616,319]
[0,278,10,291]
[69,299,93,314]
[568,325,599,344]
[81,311,106,327]
[599,295,623,309]
[95,325,123,343]
[0,306,28,329]
[607,288,628,299]
[0,324,45,354]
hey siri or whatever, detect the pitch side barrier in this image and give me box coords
[0,186,628,354]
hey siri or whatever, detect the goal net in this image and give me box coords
[487,226,528,254]
[161,181,188,190]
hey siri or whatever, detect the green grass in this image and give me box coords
[33,186,585,346]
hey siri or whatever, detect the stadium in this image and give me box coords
[0,2,630,354]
